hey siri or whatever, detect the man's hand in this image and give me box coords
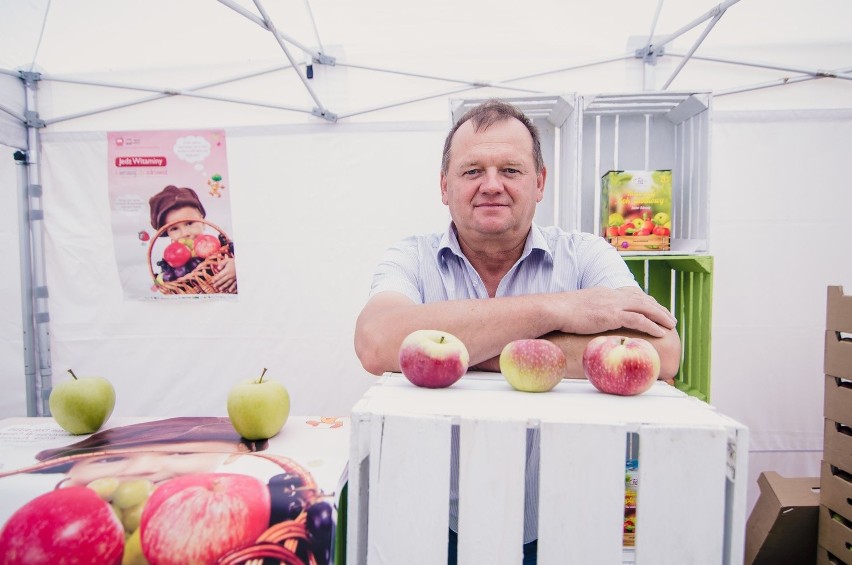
[548,287,677,338]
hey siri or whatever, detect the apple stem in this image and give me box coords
[257,368,268,384]
[439,336,445,344]
[67,369,78,381]
[620,338,627,345]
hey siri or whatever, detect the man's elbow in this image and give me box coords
[354,329,395,377]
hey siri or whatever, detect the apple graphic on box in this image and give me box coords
[140,473,270,565]
[163,240,192,268]
[582,336,661,396]
[398,329,469,388]
[499,339,567,392]
[49,369,116,434]
[227,368,290,440]
[0,486,125,564]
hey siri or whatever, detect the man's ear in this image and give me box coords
[536,166,547,203]
[440,172,449,205]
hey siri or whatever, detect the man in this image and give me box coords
[354,99,681,563]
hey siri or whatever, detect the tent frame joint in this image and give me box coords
[635,44,665,66]
[18,70,42,85]
[313,53,336,66]
[312,108,338,122]
[24,111,45,128]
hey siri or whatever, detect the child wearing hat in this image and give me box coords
[149,185,237,293]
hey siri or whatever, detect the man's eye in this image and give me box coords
[463,169,480,176]
[504,168,520,174]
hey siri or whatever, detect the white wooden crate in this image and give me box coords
[348,372,748,565]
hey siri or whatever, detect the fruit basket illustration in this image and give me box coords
[147,218,236,295]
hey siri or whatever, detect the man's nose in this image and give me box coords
[479,169,504,193]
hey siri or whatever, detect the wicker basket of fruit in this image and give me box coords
[147,219,236,295]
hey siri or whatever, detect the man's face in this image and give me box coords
[440,118,546,244]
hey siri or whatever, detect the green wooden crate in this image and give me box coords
[623,255,714,401]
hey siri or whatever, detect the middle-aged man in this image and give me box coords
[354,98,681,564]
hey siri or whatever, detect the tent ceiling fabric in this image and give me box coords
[1,0,850,139]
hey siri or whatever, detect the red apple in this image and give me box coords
[499,339,566,392]
[140,473,270,565]
[605,226,619,238]
[653,225,671,236]
[163,241,192,268]
[0,486,125,564]
[399,329,469,388]
[617,222,636,237]
[582,336,661,396]
[193,234,221,259]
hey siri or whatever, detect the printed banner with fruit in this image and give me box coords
[601,170,672,252]
[107,130,238,299]
[0,416,348,565]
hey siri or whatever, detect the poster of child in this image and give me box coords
[107,130,237,300]
[0,417,343,565]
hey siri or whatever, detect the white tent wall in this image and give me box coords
[2,0,852,518]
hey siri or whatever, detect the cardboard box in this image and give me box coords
[819,504,852,564]
[822,460,852,523]
[826,376,852,427]
[824,418,852,473]
[826,330,852,381]
[600,169,672,251]
[745,471,820,565]
[827,286,852,333]
[817,545,850,564]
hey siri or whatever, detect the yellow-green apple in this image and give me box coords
[0,486,125,564]
[49,369,116,434]
[398,329,469,388]
[499,339,567,392]
[582,336,661,396]
[140,473,270,565]
[227,368,290,440]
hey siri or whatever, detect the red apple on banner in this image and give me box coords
[163,241,192,268]
[499,339,567,392]
[582,336,661,396]
[399,329,469,388]
[0,486,125,564]
[140,473,270,565]
[193,234,221,259]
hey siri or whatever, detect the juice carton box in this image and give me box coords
[601,170,672,252]
[624,458,639,547]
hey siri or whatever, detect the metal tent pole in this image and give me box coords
[20,70,53,416]
[14,150,38,416]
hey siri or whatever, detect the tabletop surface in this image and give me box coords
[353,372,741,429]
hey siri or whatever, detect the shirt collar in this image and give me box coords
[438,222,553,263]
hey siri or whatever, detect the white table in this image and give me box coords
[348,372,748,565]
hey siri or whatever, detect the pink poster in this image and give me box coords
[107,130,237,300]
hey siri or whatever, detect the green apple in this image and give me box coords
[49,369,116,435]
[227,368,290,440]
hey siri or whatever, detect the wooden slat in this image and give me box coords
[367,414,452,565]
[538,421,627,565]
[457,418,526,565]
[634,424,728,564]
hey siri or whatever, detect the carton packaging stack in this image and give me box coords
[819,286,852,564]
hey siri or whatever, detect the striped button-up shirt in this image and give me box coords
[368,222,638,544]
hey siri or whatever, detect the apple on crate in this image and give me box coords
[48,369,116,434]
[140,473,270,564]
[582,336,661,396]
[227,368,290,440]
[398,329,469,388]
[0,486,126,564]
[499,339,567,392]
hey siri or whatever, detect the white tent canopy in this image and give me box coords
[2,0,851,514]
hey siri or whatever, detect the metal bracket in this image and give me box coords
[29,210,44,221]
[35,286,49,299]
[313,53,336,66]
[635,44,665,66]
[28,184,43,198]
[19,70,42,85]
[312,108,338,122]
[24,111,46,128]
